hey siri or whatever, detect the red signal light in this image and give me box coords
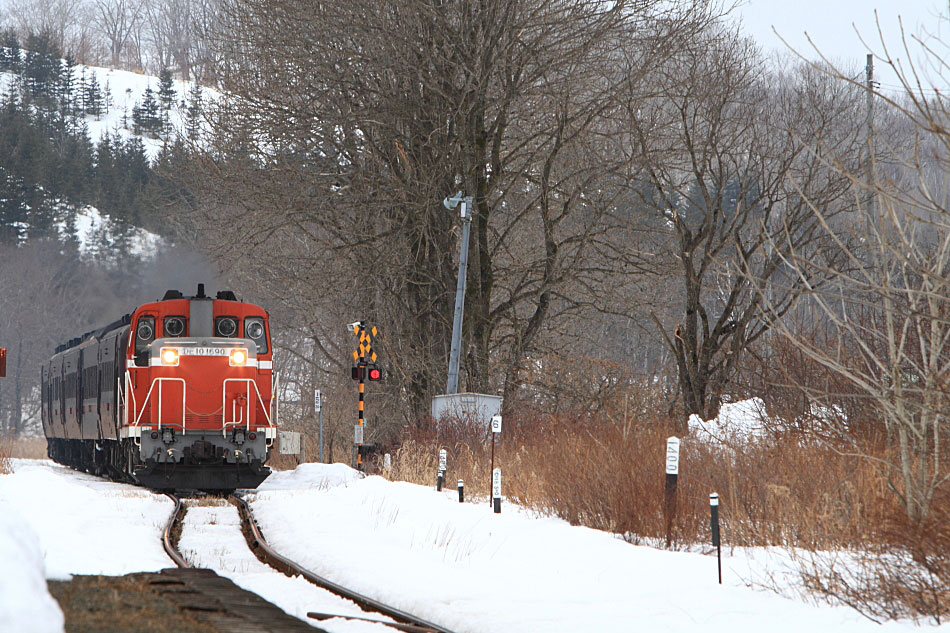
[368,366,382,381]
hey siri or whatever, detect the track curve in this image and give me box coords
[161,493,191,569]
[231,494,457,633]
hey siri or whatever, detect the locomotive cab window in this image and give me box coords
[245,317,268,354]
[134,316,155,366]
[163,316,187,337]
[215,316,238,337]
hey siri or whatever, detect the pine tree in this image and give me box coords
[22,31,62,103]
[85,72,103,119]
[59,55,77,116]
[158,68,175,123]
[185,82,203,141]
[139,86,160,137]
[0,29,20,73]
[103,80,112,116]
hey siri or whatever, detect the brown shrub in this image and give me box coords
[385,396,950,622]
[0,437,11,475]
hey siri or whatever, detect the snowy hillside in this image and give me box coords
[70,64,210,159]
[0,64,209,160]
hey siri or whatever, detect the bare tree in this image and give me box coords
[180,0,717,422]
[620,30,866,421]
[4,0,97,61]
[94,0,142,68]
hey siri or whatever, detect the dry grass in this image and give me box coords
[3,436,49,460]
[0,437,11,475]
[383,398,948,622]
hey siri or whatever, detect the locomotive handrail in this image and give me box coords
[272,371,280,427]
[222,377,273,437]
[124,370,135,427]
[133,377,187,432]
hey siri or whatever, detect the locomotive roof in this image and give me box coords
[53,285,242,355]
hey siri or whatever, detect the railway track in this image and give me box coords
[162,492,456,633]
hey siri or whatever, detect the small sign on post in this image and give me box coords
[314,389,322,412]
[490,415,502,433]
[710,493,722,584]
[664,436,680,547]
[492,468,502,513]
[353,424,363,445]
[437,448,447,491]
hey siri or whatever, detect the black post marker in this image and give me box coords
[458,479,464,503]
[492,468,501,513]
[437,470,444,492]
[710,493,721,584]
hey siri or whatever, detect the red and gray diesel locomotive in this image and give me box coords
[41,284,277,491]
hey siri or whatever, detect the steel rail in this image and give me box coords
[231,494,457,633]
[161,493,191,569]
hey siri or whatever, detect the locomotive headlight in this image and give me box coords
[160,348,180,366]
[229,349,248,366]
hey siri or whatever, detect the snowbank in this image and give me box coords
[0,460,173,578]
[248,463,930,633]
[689,397,770,443]
[0,502,65,633]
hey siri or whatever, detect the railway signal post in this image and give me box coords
[349,321,381,471]
[0,347,5,378]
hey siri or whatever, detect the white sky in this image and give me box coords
[733,0,948,92]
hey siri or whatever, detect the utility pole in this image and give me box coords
[443,192,473,395]
[865,53,875,219]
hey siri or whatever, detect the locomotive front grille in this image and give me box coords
[184,414,224,426]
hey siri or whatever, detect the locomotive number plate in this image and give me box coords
[182,347,230,356]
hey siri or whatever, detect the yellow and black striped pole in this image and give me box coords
[353,321,365,470]
[352,322,378,471]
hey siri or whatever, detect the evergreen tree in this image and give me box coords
[22,31,62,104]
[78,67,87,113]
[85,72,103,119]
[59,55,77,115]
[157,68,175,137]
[132,86,161,138]
[103,80,112,116]
[185,82,203,141]
[0,29,20,73]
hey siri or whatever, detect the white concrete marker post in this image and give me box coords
[492,467,502,513]
[489,414,502,504]
[664,436,681,547]
[437,448,447,491]
[314,389,323,462]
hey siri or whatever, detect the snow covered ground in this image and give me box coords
[0,502,64,633]
[249,465,945,633]
[179,502,398,632]
[1,457,947,632]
